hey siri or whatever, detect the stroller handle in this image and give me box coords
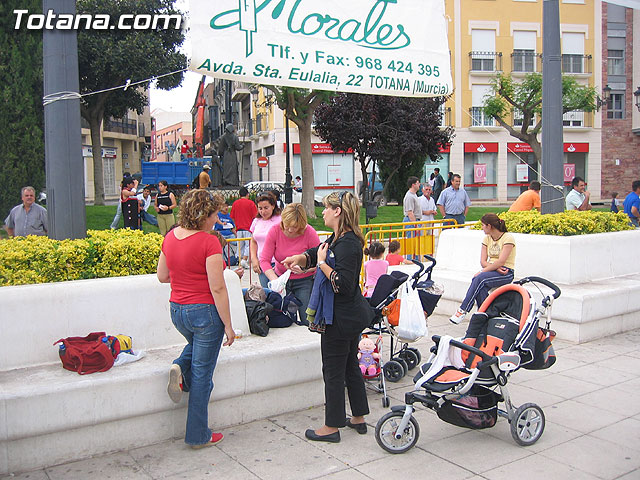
[514,276,561,299]
[410,255,436,287]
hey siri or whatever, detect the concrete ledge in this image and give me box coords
[433,229,640,343]
[0,327,323,475]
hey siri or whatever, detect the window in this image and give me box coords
[562,110,584,127]
[513,109,534,127]
[103,158,117,195]
[471,85,495,126]
[607,50,624,76]
[562,32,585,73]
[512,31,537,72]
[607,93,624,119]
[471,29,496,71]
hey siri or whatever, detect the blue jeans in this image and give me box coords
[403,216,421,261]
[140,210,158,226]
[444,213,466,227]
[460,268,514,312]
[286,276,314,325]
[258,272,270,288]
[110,203,122,229]
[169,302,225,446]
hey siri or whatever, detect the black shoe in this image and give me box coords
[304,429,340,443]
[345,419,367,434]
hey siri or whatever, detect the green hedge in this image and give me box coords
[472,210,634,235]
[0,229,163,286]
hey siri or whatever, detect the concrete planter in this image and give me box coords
[434,229,640,343]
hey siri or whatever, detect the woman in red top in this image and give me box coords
[157,189,235,449]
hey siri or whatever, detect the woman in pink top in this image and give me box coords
[260,203,320,325]
[249,192,282,288]
[156,190,234,449]
[363,242,389,297]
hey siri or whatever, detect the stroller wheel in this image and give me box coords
[510,403,545,446]
[382,396,390,408]
[397,349,420,370]
[408,347,422,364]
[375,411,420,454]
[383,360,405,382]
[396,357,409,376]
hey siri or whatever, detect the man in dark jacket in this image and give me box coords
[432,167,445,202]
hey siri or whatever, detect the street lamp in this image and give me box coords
[249,85,292,203]
[596,85,611,111]
[634,86,640,112]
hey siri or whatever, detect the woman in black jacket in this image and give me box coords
[283,191,373,443]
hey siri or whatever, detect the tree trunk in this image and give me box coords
[293,118,316,218]
[382,165,400,200]
[88,112,105,206]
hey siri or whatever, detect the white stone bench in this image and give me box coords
[432,229,640,343]
[0,276,323,475]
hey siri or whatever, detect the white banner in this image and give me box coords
[189,0,452,97]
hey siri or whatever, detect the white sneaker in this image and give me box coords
[449,308,467,325]
[167,364,183,403]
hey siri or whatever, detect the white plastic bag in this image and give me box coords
[396,280,428,342]
[268,269,291,297]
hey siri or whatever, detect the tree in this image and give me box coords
[314,93,453,204]
[0,0,45,218]
[78,0,186,204]
[483,72,597,165]
[263,87,333,218]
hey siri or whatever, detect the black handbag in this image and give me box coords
[245,300,273,337]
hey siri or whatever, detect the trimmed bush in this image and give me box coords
[0,229,163,286]
[472,210,634,235]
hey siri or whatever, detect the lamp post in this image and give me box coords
[634,86,640,112]
[596,85,612,110]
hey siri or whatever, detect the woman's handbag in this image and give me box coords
[396,280,428,342]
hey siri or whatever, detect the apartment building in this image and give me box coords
[151,110,193,162]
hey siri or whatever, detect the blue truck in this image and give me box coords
[141,158,212,187]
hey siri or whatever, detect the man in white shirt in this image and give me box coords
[403,176,422,260]
[419,184,437,222]
[565,176,592,211]
[136,186,159,227]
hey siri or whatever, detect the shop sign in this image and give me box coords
[474,164,487,183]
[516,164,529,183]
[190,0,452,97]
[464,143,498,153]
[439,143,451,153]
[82,146,117,158]
[564,164,576,182]
[563,143,589,153]
[507,142,533,153]
[285,143,353,154]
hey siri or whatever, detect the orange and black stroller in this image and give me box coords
[375,276,560,453]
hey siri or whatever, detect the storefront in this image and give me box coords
[422,144,450,186]
[507,143,539,200]
[463,142,498,200]
[563,142,588,194]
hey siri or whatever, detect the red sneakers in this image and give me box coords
[191,432,224,449]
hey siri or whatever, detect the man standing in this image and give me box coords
[198,164,212,189]
[623,180,640,227]
[419,184,437,222]
[403,176,422,260]
[294,176,302,192]
[231,187,258,269]
[432,167,445,202]
[3,186,48,237]
[565,176,592,211]
[509,180,541,212]
[136,186,159,227]
[437,174,471,226]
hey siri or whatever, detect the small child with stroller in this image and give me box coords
[385,240,413,266]
[450,213,516,324]
[363,242,389,297]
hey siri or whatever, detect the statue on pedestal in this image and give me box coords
[217,124,244,187]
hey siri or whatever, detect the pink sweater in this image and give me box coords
[364,259,389,297]
[260,224,320,279]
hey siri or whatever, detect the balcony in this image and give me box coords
[511,51,541,73]
[469,51,502,73]
[562,110,592,128]
[231,81,251,101]
[104,118,137,135]
[439,106,452,127]
[470,107,496,127]
[561,54,592,75]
